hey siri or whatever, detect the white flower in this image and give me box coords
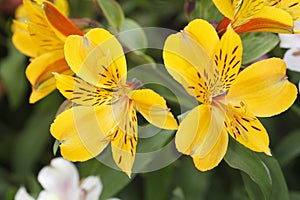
[279,20,300,72]
[14,158,106,200]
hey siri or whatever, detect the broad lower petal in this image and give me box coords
[37,158,80,199]
[64,28,127,87]
[225,104,271,155]
[129,89,178,130]
[50,106,114,161]
[192,129,228,171]
[175,104,225,159]
[227,58,298,117]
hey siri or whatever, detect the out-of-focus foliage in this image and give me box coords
[0,0,300,200]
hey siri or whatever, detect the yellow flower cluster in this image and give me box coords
[12,0,298,176]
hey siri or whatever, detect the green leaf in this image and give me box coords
[0,41,28,108]
[142,163,176,200]
[11,92,61,177]
[242,171,264,200]
[97,0,124,31]
[224,138,272,199]
[258,154,289,200]
[191,0,223,22]
[174,156,211,200]
[118,18,147,52]
[274,129,300,167]
[52,140,60,156]
[290,191,300,200]
[241,32,279,64]
[77,158,132,200]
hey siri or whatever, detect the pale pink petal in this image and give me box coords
[279,34,300,48]
[79,176,102,200]
[14,187,34,200]
[37,191,60,200]
[37,158,80,200]
[282,48,300,72]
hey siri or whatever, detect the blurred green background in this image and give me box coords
[0,0,300,199]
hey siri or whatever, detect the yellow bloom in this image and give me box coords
[213,0,300,34]
[163,19,297,171]
[50,28,178,177]
[12,0,83,103]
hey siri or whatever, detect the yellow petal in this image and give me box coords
[212,0,235,20]
[163,27,224,103]
[129,89,178,130]
[25,50,72,103]
[64,28,127,87]
[225,104,271,155]
[234,6,294,33]
[50,106,114,161]
[175,104,226,158]
[23,0,44,24]
[227,57,297,117]
[183,19,219,57]
[54,73,113,106]
[43,1,83,40]
[265,0,300,20]
[214,26,242,89]
[192,129,228,171]
[53,0,69,16]
[12,20,38,58]
[111,101,138,177]
[233,0,265,27]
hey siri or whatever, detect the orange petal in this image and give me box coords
[43,1,83,39]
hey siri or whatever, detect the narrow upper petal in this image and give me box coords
[25,51,72,103]
[37,158,80,200]
[227,57,297,117]
[129,89,178,130]
[225,104,271,155]
[175,104,226,159]
[212,0,234,20]
[214,26,242,89]
[192,128,228,171]
[50,106,114,161]
[54,73,113,106]
[64,28,127,87]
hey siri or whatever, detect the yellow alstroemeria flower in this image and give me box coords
[50,28,178,177]
[163,19,297,171]
[213,0,300,35]
[12,0,83,103]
